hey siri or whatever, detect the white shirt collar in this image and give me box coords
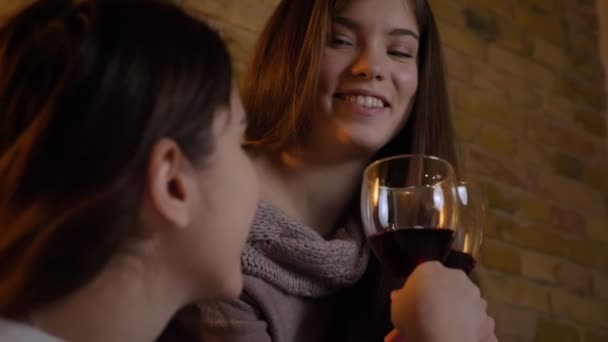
[0,318,64,342]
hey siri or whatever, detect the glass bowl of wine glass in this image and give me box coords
[443,181,486,274]
[361,154,460,277]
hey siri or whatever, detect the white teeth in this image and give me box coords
[345,95,385,108]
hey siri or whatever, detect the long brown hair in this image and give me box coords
[241,0,458,339]
[0,0,233,317]
[242,0,335,150]
[242,0,458,171]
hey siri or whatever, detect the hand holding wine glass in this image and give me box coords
[389,262,497,342]
[361,155,496,342]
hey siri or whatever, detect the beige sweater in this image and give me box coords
[195,201,371,342]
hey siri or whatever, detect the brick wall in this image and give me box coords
[2,0,607,340]
[182,1,608,341]
[598,0,608,102]
[430,1,608,341]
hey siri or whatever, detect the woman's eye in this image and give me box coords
[388,50,413,58]
[331,36,353,46]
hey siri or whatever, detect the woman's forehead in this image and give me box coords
[332,0,419,33]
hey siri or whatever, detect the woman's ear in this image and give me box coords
[145,138,194,229]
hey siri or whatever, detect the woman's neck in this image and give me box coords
[252,149,370,237]
[29,255,187,342]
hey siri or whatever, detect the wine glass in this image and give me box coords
[443,181,486,274]
[361,154,460,277]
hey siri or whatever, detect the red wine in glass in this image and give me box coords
[444,250,476,274]
[361,155,460,278]
[368,228,455,277]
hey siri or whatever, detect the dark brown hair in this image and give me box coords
[0,0,233,317]
[241,0,458,339]
[242,0,458,172]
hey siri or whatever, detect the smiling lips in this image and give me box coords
[335,92,390,110]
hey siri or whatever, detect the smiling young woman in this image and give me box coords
[172,0,496,341]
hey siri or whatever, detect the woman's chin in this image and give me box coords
[339,134,391,157]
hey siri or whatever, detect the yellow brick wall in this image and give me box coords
[431,1,608,341]
[599,0,608,106]
[2,0,607,341]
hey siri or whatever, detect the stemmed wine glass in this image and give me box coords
[361,155,460,277]
[443,181,486,274]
